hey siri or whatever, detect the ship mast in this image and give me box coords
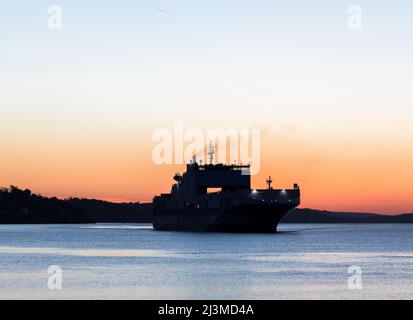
[208,141,215,165]
[266,176,273,190]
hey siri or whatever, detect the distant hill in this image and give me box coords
[67,198,152,223]
[1,186,412,224]
[0,186,151,224]
[0,186,91,223]
[282,208,413,223]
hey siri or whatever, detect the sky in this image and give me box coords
[1,1,412,213]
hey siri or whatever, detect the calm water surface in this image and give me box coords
[0,223,412,299]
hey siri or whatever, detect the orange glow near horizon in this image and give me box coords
[1,130,412,214]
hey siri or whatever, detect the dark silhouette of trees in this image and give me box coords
[0,186,90,223]
[0,186,152,224]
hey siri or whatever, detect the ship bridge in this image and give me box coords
[185,162,251,194]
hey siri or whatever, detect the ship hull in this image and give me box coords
[153,203,295,233]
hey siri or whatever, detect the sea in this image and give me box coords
[0,223,412,300]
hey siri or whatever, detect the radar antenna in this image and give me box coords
[266,176,273,190]
[173,173,182,185]
[208,141,215,165]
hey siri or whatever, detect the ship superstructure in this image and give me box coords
[153,150,300,232]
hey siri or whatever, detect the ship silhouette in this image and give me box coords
[153,146,300,232]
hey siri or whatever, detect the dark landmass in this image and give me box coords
[0,186,151,224]
[0,186,412,224]
[67,198,152,223]
[281,208,413,223]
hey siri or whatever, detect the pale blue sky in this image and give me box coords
[1,1,413,75]
[1,1,412,131]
